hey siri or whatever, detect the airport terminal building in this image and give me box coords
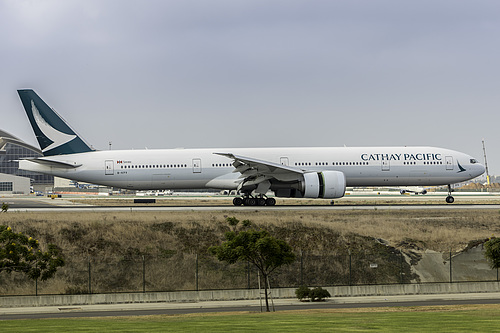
[0,129,53,194]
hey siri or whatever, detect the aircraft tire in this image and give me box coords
[247,198,257,206]
[233,197,243,206]
[257,198,266,206]
[265,198,276,206]
[446,196,455,204]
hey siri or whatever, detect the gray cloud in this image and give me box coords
[1,0,499,174]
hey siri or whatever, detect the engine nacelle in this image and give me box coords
[301,171,346,199]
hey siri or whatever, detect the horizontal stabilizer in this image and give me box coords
[21,158,81,169]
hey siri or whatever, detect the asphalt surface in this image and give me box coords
[3,196,500,212]
[0,197,62,209]
[2,193,500,212]
[8,205,500,212]
[2,293,500,320]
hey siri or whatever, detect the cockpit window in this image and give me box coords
[470,159,478,164]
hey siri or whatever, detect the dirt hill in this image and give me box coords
[0,209,498,295]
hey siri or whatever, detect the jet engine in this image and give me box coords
[301,171,346,199]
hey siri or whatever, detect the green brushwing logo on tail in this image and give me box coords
[31,100,77,153]
[18,89,93,156]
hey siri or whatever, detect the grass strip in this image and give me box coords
[1,305,500,332]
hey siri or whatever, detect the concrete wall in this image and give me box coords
[0,173,30,194]
[1,281,500,308]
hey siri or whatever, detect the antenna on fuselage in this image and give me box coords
[482,138,490,186]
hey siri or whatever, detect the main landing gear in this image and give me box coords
[445,184,455,204]
[233,196,276,206]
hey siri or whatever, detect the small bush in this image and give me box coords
[1,203,8,212]
[295,286,331,302]
[310,287,331,301]
[295,285,310,301]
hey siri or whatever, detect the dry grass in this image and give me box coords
[1,209,499,252]
[1,209,499,295]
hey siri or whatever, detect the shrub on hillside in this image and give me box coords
[310,287,331,301]
[295,286,331,302]
[295,285,310,301]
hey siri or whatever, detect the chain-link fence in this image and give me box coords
[0,249,497,296]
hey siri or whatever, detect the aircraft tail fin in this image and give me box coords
[17,89,94,156]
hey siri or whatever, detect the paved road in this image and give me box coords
[4,194,500,212]
[3,194,500,212]
[0,198,62,209]
[8,204,500,212]
[2,293,500,320]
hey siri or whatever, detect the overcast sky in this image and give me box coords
[1,0,499,175]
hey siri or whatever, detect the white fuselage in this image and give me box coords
[20,146,484,192]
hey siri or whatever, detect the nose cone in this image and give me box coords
[476,163,486,177]
[469,158,486,178]
[464,154,485,178]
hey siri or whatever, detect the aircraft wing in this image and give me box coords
[215,153,305,192]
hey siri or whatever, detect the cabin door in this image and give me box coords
[105,160,114,175]
[445,156,454,170]
[192,158,202,173]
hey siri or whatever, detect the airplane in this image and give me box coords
[16,89,485,206]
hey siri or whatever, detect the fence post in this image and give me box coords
[247,260,250,289]
[300,251,304,286]
[400,252,404,284]
[195,254,199,291]
[449,250,452,283]
[142,255,146,293]
[349,251,352,286]
[88,257,92,294]
[35,263,38,296]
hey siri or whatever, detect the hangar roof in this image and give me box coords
[0,129,42,154]
[0,129,21,141]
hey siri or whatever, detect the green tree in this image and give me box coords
[484,237,500,269]
[209,217,296,312]
[0,225,64,281]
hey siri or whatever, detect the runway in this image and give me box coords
[3,194,500,212]
[7,204,500,212]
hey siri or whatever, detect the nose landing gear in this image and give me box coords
[445,184,455,203]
